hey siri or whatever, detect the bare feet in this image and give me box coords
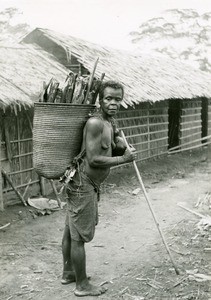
[61,272,91,285]
[74,282,107,297]
[61,271,76,284]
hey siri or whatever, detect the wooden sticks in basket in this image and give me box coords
[39,58,103,105]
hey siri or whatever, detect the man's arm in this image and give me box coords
[85,118,136,168]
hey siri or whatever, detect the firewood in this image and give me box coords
[83,57,99,104]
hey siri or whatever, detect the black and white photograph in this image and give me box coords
[0,0,211,299]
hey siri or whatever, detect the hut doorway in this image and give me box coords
[201,98,208,144]
[168,99,181,149]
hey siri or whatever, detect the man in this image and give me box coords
[61,80,137,297]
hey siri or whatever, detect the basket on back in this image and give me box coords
[33,102,96,179]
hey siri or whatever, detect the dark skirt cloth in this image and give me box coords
[65,172,100,243]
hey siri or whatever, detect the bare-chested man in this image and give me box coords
[61,80,137,297]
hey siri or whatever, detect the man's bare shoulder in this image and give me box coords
[86,117,104,132]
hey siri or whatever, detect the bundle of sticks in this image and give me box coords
[39,58,105,105]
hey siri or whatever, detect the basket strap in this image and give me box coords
[72,148,86,166]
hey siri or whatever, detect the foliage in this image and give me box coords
[130,9,211,72]
[0,7,30,43]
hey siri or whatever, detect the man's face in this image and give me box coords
[100,87,123,117]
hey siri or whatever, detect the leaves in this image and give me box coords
[0,7,30,42]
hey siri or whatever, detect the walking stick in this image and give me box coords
[120,131,180,275]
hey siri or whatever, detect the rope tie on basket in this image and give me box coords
[59,149,86,194]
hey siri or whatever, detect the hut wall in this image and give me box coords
[179,99,202,149]
[0,108,40,206]
[116,101,169,161]
[208,98,211,137]
[0,116,3,211]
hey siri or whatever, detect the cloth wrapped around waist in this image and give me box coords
[65,171,100,242]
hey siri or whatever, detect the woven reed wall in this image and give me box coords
[179,99,202,149]
[116,101,169,161]
[0,112,3,210]
[0,109,39,206]
[208,99,211,137]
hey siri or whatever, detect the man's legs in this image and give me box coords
[71,240,88,284]
[61,225,75,283]
[71,240,106,296]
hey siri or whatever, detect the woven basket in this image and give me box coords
[33,102,96,179]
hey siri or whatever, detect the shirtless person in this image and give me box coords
[61,80,137,297]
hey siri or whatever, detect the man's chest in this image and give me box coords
[101,122,115,150]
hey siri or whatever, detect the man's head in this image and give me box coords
[99,81,124,101]
[98,81,124,117]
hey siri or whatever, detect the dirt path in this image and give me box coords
[0,148,211,300]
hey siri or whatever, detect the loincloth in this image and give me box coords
[65,172,100,243]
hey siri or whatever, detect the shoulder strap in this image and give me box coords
[72,148,86,167]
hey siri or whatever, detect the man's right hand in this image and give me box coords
[123,146,137,162]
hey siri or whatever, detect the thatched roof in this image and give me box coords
[22,28,211,107]
[0,43,68,110]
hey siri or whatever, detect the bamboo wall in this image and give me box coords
[0,122,3,211]
[179,99,202,149]
[1,97,210,207]
[208,99,211,137]
[116,101,169,162]
[0,108,40,206]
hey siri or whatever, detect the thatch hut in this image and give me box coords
[22,28,211,158]
[0,44,68,210]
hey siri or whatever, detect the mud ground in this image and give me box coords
[0,147,211,300]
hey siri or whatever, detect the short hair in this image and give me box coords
[98,80,124,101]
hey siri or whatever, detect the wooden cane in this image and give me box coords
[120,130,180,275]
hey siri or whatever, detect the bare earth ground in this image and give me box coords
[0,148,211,300]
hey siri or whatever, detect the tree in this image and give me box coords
[0,7,30,43]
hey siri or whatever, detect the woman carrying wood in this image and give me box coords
[61,80,137,297]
